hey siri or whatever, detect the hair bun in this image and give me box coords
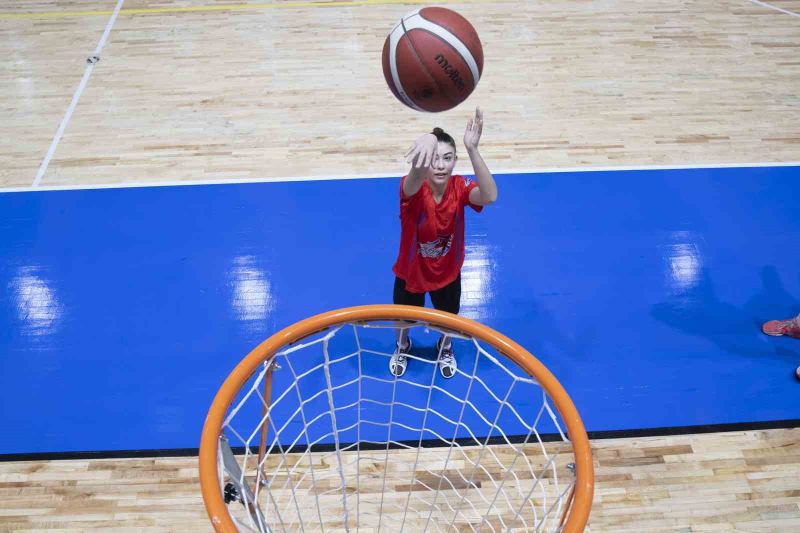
[432,127,444,135]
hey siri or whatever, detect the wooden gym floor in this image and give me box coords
[1,0,799,531]
[1,0,799,189]
[1,429,798,531]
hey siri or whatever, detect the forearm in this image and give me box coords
[467,147,497,203]
[403,164,428,197]
[403,133,438,197]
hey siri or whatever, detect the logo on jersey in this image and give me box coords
[463,176,473,186]
[419,234,453,258]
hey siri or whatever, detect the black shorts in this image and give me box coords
[393,275,461,315]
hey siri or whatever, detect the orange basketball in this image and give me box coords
[382,7,484,113]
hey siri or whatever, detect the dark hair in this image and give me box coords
[432,127,456,152]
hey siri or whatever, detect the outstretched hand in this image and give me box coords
[406,133,438,168]
[463,107,483,151]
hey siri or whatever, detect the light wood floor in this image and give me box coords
[0,428,798,531]
[1,0,799,188]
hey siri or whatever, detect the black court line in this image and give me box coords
[2,418,798,462]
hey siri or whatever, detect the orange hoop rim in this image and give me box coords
[199,304,594,533]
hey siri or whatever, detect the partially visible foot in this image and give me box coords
[436,338,457,379]
[762,318,800,339]
[390,338,412,377]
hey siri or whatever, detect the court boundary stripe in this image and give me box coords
[31,0,126,188]
[3,161,798,194]
[745,0,800,18]
[1,418,798,462]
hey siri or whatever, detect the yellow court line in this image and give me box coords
[0,0,496,20]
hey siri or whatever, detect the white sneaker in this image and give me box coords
[390,338,412,377]
[437,339,456,379]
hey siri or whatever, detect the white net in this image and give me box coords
[214,318,582,532]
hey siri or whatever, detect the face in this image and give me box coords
[428,141,457,188]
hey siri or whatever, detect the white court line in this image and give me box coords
[31,0,126,188]
[745,0,800,17]
[3,161,798,194]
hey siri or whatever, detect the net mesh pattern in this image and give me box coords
[215,319,578,532]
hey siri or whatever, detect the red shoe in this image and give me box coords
[762,318,800,339]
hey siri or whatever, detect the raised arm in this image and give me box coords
[464,108,497,206]
[403,133,438,198]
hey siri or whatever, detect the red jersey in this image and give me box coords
[393,174,483,293]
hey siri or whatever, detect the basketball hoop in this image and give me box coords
[199,305,593,532]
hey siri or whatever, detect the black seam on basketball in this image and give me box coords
[3,419,798,462]
[400,18,458,110]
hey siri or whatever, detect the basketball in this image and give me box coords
[382,7,484,113]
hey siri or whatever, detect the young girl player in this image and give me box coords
[391,107,497,378]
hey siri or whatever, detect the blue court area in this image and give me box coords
[1,165,799,455]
